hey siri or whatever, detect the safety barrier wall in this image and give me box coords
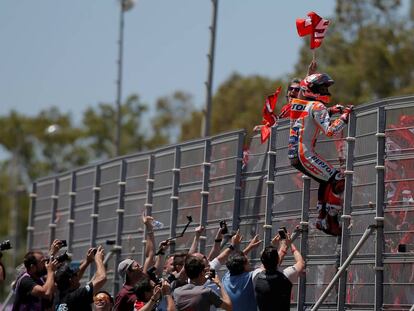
[28,130,245,295]
[28,96,414,309]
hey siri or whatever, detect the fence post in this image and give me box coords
[263,126,277,247]
[169,146,181,254]
[297,175,310,311]
[27,182,37,251]
[337,112,357,309]
[142,155,155,264]
[89,165,101,280]
[48,178,59,246]
[200,139,211,253]
[374,107,386,310]
[232,132,245,232]
[113,160,127,295]
[67,172,77,256]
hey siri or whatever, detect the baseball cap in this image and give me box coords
[118,258,134,280]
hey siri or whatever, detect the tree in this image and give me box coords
[294,0,414,105]
[82,94,148,158]
[147,91,196,148]
[210,73,284,136]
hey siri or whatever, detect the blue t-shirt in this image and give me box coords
[222,270,258,311]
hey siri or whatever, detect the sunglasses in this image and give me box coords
[94,294,111,304]
[288,87,300,91]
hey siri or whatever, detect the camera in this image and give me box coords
[0,240,12,251]
[205,269,216,280]
[147,266,176,285]
[278,227,287,240]
[60,240,67,247]
[147,266,162,285]
[219,220,228,235]
[47,251,70,264]
[398,244,406,253]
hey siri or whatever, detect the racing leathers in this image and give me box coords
[288,98,351,235]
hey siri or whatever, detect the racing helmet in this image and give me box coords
[300,73,334,104]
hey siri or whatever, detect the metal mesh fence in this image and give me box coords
[27,97,414,309]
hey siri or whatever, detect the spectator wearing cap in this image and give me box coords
[114,215,156,311]
[93,290,114,311]
[55,246,106,311]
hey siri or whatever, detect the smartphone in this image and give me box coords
[278,227,287,240]
[210,269,216,279]
[398,244,406,253]
[220,220,228,235]
[60,240,67,247]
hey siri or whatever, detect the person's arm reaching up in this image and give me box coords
[92,245,107,294]
[271,233,289,267]
[215,230,242,266]
[290,243,305,274]
[143,215,156,274]
[242,234,262,256]
[154,240,169,276]
[189,225,205,254]
[78,248,95,280]
[31,259,58,300]
[208,227,224,261]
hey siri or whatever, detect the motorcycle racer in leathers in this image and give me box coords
[288,73,353,235]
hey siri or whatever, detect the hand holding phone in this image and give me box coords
[219,220,228,235]
[278,227,287,240]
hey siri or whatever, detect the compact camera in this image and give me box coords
[0,240,12,251]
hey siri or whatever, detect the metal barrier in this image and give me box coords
[22,95,414,309]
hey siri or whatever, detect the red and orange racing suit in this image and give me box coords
[288,98,348,235]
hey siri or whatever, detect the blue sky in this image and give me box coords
[0,1,336,123]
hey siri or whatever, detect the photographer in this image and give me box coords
[0,240,12,283]
[133,278,175,311]
[12,251,59,311]
[115,215,157,311]
[0,252,5,282]
[55,246,107,311]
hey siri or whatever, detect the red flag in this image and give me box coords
[296,11,329,49]
[260,87,281,143]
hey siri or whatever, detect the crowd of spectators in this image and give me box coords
[8,214,304,311]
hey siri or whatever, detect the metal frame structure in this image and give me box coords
[20,96,414,310]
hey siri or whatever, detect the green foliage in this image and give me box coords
[1,1,414,287]
[147,91,195,148]
[210,73,284,137]
[294,0,414,105]
[83,94,148,158]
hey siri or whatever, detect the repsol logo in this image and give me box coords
[311,155,333,174]
[291,103,306,111]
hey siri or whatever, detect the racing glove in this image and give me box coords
[328,104,344,116]
[339,105,354,124]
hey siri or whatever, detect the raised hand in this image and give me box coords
[231,229,243,246]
